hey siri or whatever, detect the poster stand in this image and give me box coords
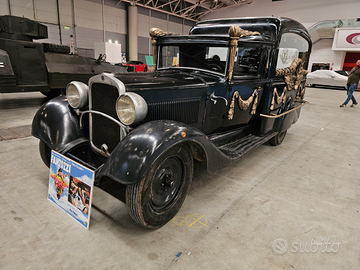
[48,151,94,229]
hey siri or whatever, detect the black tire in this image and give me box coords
[270,130,287,146]
[39,140,52,168]
[126,144,193,229]
[41,90,61,98]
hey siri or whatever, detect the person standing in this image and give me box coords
[340,60,360,107]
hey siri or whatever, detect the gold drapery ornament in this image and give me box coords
[270,87,287,110]
[275,58,308,95]
[227,87,262,120]
[296,83,306,100]
[228,25,261,81]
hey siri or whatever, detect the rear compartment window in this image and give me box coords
[276,33,309,70]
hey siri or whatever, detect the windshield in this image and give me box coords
[158,44,229,75]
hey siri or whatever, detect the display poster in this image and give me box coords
[48,151,94,229]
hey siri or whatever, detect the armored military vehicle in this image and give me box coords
[0,15,126,97]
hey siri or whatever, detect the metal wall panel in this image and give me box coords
[59,0,73,26]
[115,10,127,33]
[76,27,103,49]
[9,0,35,19]
[169,15,182,24]
[138,36,149,55]
[104,6,127,34]
[150,17,167,32]
[74,0,103,30]
[151,10,167,20]
[36,0,58,24]
[138,6,149,16]
[168,21,183,35]
[138,13,150,38]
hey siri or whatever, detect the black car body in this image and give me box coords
[32,17,312,228]
[0,15,126,97]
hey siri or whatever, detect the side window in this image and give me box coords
[276,33,309,70]
[161,46,179,67]
[233,47,262,77]
[206,47,228,62]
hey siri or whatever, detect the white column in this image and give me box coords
[128,5,138,61]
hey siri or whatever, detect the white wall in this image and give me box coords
[0,0,9,15]
[202,0,360,71]
[203,0,360,26]
[59,0,73,26]
[311,40,346,71]
[74,0,103,31]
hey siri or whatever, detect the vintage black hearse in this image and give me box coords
[32,17,311,228]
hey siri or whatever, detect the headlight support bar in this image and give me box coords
[79,110,130,132]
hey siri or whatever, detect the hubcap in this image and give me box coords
[151,157,183,210]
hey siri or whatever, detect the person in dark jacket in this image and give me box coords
[340,60,360,107]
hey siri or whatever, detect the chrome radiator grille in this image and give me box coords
[144,99,200,124]
[90,82,200,154]
[90,83,120,153]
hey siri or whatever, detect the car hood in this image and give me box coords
[114,69,220,91]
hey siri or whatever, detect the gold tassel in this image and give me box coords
[228,25,261,82]
[227,87,261,120]
[276,58,308,94]
[270,87,287,110]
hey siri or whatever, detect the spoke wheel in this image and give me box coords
[126,144,193,229]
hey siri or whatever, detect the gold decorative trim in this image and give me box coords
[228,25,261,81]
[270,87,287,110]
[275,58,308,95]
[296,82,306,100]
[227,87,262,120]
[260,101,308,118]
[149,28,177,70]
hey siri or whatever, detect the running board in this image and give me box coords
[218,132,277,159]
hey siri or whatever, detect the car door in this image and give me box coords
[222,45,268,129]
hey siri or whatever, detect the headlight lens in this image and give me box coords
[66,81,89,109]
[117,95,136,125]
[116,93,148,126]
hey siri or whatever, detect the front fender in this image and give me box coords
[31,96,85,152]
[96,120,231,185]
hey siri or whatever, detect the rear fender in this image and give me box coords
[96,120,231,185]
[31,96,85,152]
[275,96,301,133]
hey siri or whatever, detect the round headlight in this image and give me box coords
[116,93,148,126]
[66,81,89,109]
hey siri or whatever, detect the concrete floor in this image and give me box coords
[0,88,359,270]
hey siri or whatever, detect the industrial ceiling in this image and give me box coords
[117,0,253,21]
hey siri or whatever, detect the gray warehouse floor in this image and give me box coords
[0,87,359,270]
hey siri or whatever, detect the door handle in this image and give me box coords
[209,92,228,106]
